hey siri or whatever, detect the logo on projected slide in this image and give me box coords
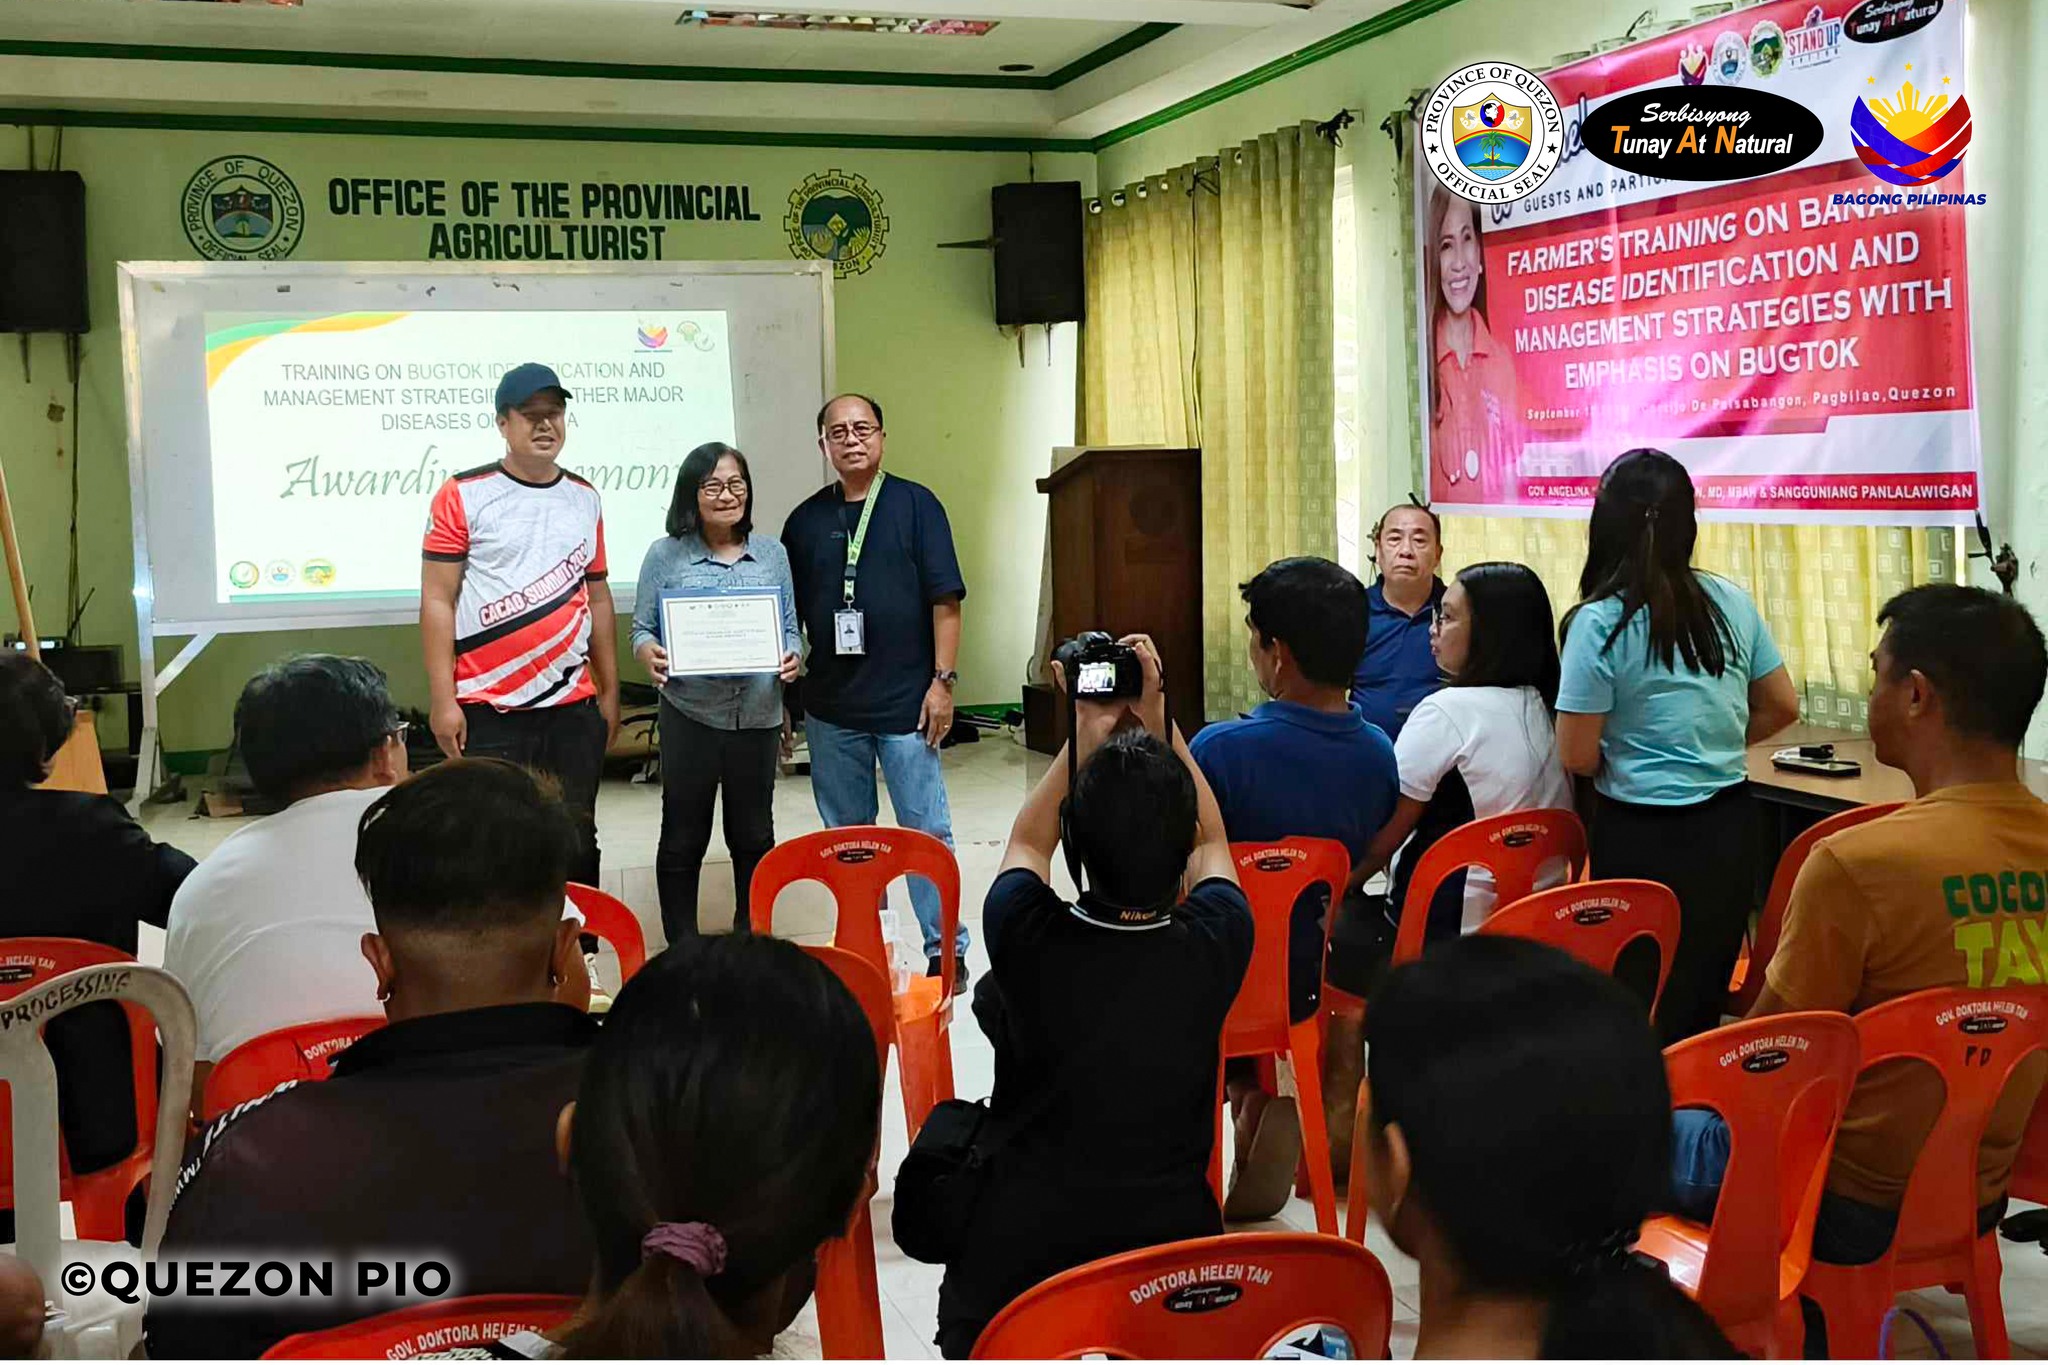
[636,324,670,351]
[301,560,336,589]
[181,156,305,261]
[227,561,260,590]
[785,170,889,278]
[1852,73,1972,186]
[1419,63,1563,204]
[265,560,295,587]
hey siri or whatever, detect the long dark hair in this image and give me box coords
[1448,562,1559,709]
[557,936,881,1360]
[1572,448,1731,675]
[665,442,753,541]
[1367,937,1737,1359]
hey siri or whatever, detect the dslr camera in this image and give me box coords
[1053,631,1143,701]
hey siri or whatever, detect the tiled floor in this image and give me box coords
[139,730,2048,1359]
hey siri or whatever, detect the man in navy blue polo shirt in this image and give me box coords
[782,394,971,986]
[1351,501,1446,740]
[1190,556,1398,1221]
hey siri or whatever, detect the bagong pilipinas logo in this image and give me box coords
[1420,63,1564,204]
[636,324,670,350]
[182,156,305,261]
[785,169,889,278]
[1852,71,1972,186]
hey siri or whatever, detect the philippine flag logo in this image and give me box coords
[636,325,670,350]
[1851,76,1971,187]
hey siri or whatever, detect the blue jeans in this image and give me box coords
[805,717,970,959]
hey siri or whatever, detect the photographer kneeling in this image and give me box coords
[922,634,1252,1357]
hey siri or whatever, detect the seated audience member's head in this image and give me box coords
[1869,585,2047,773]
[354,758,584,1020]
[1239,556,1370,699]
[1068,728,1198,915]
[557,934,881,1360]
[1370,500,1443,591]
[235,654,408,804]
[1364,936,1735,1360]
[0,1254,44,1359]
[0,654,73,789]
[1434,561,1561,707]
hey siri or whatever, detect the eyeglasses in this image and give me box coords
[388,720,411,744]
[825,422,880,444]
[698,477,749,498]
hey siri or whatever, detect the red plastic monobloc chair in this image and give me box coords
[751,827,961,1138]
[1386,808,1588,968]
[1636,1012,1860,1358]
[1728,803,1902,1015]
[565,883,649,983]
[970,1231,1394,1359]
[261,1293,581,1359]
[2009,1090,2048,1205]
[1478,879,1681,1014]
[1210,839,1350,1235]
[1800,987,2048,1359]
[0,937,166,1239]
[803,945,892,1360]
[201,1015,388,1121]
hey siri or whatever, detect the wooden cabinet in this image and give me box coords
[1028,447,1203,753]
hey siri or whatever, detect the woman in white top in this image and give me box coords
[1358,561,1572,942]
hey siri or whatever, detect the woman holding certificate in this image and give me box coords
[632,442,801,943]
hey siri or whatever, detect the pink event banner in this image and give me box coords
[1415,0,1979,524]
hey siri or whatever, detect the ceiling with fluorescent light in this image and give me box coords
[0,0,1422,146]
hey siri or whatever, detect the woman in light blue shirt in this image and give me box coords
[1555,449,1799,1044]
[632,442,800,944]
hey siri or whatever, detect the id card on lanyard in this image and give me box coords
[835,470,886,655]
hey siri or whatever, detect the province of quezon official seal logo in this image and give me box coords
[182,156,305,261]
[1419,62,1564,204]
[785,170,888,278]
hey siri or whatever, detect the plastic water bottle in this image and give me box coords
[878,909,914,996]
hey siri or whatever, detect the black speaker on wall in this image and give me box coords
[992,181,1083,327]
[0,170,88,334]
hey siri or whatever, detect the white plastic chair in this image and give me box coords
[0,962,195,1358]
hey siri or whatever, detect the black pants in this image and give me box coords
[462,699,606,887]
[656,700,778,943]
[1589,783,1755,1045]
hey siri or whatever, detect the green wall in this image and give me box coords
[0,127,1088,753]
[1096,0,2046,652]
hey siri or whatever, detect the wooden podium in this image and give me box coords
[1030,447,1203,752]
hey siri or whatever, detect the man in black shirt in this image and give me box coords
[782,393,970,982]
[145,759,596,1360]
[0,653,194,1182]
[934,635,1253,1357]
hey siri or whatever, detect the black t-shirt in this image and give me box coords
[937,869,1254,1338]
[780,475,965,734]
[0,787,194,1175]
[145,1003,598,1360]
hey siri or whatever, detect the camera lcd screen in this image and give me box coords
[1077,661,1118,695]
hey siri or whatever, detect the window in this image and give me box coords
[1332,159,1360,574]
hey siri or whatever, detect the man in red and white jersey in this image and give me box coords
[420,361,620,884]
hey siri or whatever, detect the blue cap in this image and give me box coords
[495,362,571,413]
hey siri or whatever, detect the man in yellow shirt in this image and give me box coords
[1670,584,2048,1270]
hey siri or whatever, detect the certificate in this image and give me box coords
[660,589,784,677]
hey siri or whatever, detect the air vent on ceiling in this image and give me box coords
[675,11,998,35]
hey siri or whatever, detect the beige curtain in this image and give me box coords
[1080,122,1337,718]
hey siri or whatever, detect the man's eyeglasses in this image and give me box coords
[825,422,880,444]
[698,477,749,498]
[388,720,411,744]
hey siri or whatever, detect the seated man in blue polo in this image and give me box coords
[1190,555,1399,1221]
[1351,500,1446,740]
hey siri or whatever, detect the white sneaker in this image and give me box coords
[584,950,613,1014]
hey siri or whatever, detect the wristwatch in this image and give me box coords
[933,669,959,689]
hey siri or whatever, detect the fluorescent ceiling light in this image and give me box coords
[675,10,998,34]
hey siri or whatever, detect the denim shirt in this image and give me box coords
[630,531,800,732]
